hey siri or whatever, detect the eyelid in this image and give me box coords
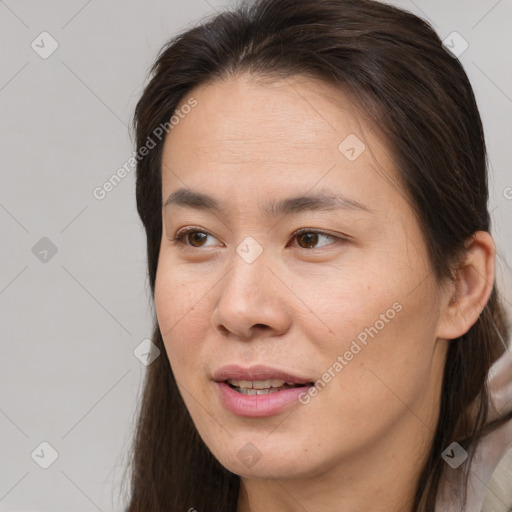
[169,226,349,250]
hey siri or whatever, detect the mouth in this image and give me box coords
[212,364,315,417]
[225,379,313,395]
[212,364,314,388]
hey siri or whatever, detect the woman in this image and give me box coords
[124,0,512,510]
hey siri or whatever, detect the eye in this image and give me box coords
[291,229,338,249]
[170,227,222,248]
[169,227,345,250]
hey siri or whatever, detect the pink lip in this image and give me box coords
[212,364,314,418]
[212,364,313,385]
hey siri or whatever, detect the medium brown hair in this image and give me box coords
[124,0,511,509]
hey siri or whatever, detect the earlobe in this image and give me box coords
[436,231,495,341]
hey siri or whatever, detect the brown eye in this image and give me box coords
[296,232,319,248]
[186,231,208,247]
[292,230,339,249]
[171,228,221,248]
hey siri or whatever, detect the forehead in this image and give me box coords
[166,74,367,156]
[160,74,404,212]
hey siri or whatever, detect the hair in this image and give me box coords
[123,0,511,510]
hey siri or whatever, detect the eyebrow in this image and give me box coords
[162,188,374,217]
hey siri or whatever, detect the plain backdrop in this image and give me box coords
[0,0,511,510]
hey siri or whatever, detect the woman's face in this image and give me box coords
[155,74,451,482]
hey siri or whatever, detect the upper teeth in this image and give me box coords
[227,379,296,389]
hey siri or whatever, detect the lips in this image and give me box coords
[213,364,315,417]
[212,364,314,385]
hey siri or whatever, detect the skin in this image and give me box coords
[154,74,495,512]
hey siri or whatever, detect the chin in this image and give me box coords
[225,457,308,480]
[207,439,321,480]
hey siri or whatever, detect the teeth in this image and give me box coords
[227,379,296,389]
[225,378,310,395]
[235,388,282,395]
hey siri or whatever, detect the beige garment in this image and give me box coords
[437,349,512,512]
[482,445,512,512]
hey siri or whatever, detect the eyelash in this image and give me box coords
[169,226,348,250]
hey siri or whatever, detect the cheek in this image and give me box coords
[154,252,216,327]
[154,260,212,375]
[303,254,440,400]
[288,258,396,350]
[306,238,436,346]
[318,280,441,428]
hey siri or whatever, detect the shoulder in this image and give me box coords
[482,444,512,512]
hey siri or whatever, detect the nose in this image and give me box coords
[211,249,292,340]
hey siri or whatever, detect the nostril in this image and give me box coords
[216,325,230,335]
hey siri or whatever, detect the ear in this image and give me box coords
[436,231,495,340]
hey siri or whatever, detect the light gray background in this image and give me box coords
[0,1,511,511]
